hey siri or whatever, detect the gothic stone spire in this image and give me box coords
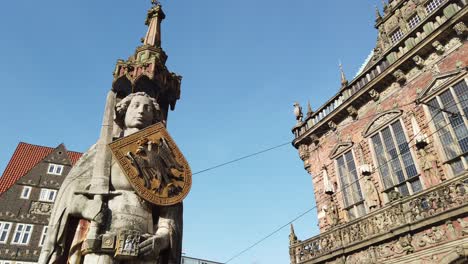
[144,3,166,48]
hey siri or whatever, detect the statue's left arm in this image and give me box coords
[139,203,183,264]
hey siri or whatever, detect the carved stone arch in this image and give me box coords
[112,75,132,99]
[417,68,466,102]
[362,110,403,138]
[329,142,354,159]
[134,74,159,99]
[439,246,468,264]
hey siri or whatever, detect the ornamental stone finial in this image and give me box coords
[339,63,348,89]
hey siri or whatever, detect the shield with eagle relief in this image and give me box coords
[109,122,191,206]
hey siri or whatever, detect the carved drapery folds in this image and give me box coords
[290,177,468,264]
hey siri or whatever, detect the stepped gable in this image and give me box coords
[0,142,82,193]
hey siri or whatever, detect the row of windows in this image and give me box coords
[20,187,57,202]
[390,0,446,44]
[335,79,467,220]
[0,222,48,247]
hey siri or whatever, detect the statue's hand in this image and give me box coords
[138,230,170,259]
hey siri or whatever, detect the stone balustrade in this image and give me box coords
[290,175,468,264]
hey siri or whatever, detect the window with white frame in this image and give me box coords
[0,261,13,264]
[20,186,31,199]
[47,163,64,175]
[11,224,33,245]
[336,151,366,220]
[39,188,57,202]
[371,120,421,197]
[39,226,48,247]
[426,0,444,13]
[391,28,404,44]
[0,222,12,244]
[408,14,421,29]
[426,79,468,175]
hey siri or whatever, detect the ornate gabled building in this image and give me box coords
[290,0,468,263]
[0,142,82,264]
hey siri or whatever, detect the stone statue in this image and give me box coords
[39,92,183,264]
[418,148,440,186]
[363,176,380,211]
[293,102,303,125]
[325,195,339,227]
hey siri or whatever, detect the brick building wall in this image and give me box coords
[0,143,81,264]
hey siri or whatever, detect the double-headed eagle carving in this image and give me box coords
[126,137,184,197]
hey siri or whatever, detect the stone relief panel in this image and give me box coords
[291,177,468,264]
[30,201,53,215]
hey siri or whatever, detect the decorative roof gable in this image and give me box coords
[0,142,82,194]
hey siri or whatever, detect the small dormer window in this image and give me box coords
[408,14,421,29]
[426,0,444,14]
[426,0,443,13]
[390,28,404,44]
[47,164,64,175]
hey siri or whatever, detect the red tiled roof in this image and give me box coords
[0,142,82,194]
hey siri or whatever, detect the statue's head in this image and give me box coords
[115,92,161,130]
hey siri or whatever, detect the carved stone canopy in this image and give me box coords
[416,68,467,102]
[363,110,403,138]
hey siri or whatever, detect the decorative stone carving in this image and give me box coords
[417,69,466,102]
[325,195,339,227]
[412,55,424,69]
[298,144,310,161]
[394,235,414,255]
[294,102,303,125]
[453,21,467,36]
[347,106,358,120]
[363,176,381,211]
[418,148,440,186]
[289,224,299,245]
[432,40,445,54]
[290,178,468,264]
[359,164,372,176]
[363,110,402,138]
[329,142,353,159]
[392,69,406,85]
[345,247,377,264]
[411,115,428,149]
[30,202,53,215]
[328,121,337,131]
[310,134,320,147]
[323,167,335,195]
[457,218,468,236]
[369,89,380,102]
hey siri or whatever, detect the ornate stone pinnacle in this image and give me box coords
[339,63,348,88]
[375,5,382,21]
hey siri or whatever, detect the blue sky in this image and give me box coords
[0,1,380,263]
